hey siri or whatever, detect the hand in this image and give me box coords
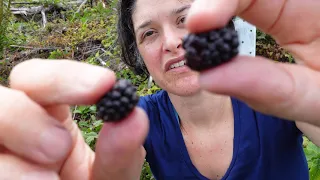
[185,0,320,127]
[1,59,148,180]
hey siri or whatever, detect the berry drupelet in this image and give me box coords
[96,79,139,122]
[182,21,239,71]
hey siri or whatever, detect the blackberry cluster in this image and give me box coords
[182,22,239,71]
[96,79,139,122]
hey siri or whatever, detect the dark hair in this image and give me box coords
[117,0,149,76]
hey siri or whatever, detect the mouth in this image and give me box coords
[169,60,187,70]
[165,56,187,71]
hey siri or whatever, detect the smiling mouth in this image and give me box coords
[169,60,187,70]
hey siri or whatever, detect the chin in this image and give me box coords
[155,73,201,97]
[173,76,201,96]
[170,86,201,96]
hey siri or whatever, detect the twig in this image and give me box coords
[72,105,77,120]
[76,0,88,13]
[11,2,42,5]
[147,76,153,89]
[10,45,34,49]
[10,45,57,50]
[99,48,107,53]
[11,6,44,14]
[41,9,47,28]
[96,57,106,66]
[11,10,27,16]
[83,48,100,55]
[99,0,106,8]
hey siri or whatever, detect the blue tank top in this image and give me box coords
[137,90,309,180]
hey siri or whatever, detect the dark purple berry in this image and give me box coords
[182,20,239,71]
[96,79,139,122]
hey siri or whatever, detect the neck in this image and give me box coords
[168,90,233,130]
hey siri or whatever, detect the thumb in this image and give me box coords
[198,56,320,126]
[92,107,149,180]
[185,0,279,33]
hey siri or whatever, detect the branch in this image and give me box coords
[9,46,61,61]
[76,0,88,13]
[98,0,106,8]
[11,6,43,13]
[72,105,77,120]
[96,57,106,66]
[83,47,101,55]
[10,0,82,6]
[11,6,45,16]
[10,45,58,51]
[147,76,153,89]
[41,9,47,28]
[10,0,81,16]
[11,2,42,5]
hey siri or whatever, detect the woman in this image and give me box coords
[0,0,319,179]
[116,0,310,179]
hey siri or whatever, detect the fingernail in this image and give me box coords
[22,171,59,180]
[39,125,72,163]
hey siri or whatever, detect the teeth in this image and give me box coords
[170,60,186,69]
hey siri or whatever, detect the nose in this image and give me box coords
[162,26,183,53]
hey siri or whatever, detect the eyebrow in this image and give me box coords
[135,4,191,33]
[171,4,191,15]
[136,20,152,33]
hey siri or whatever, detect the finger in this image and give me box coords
[0,86,72,165]
[198,56,320,127]
[45,105,71,124]
[58,123,95,180]
[40,104,96,180]
[43,105,77,138]
[0,154,59,180]
[40,104,97,179]
[283,37,320,71]
[9,59,116,106]
[186,0,242,32]
[186,0,320,44]
[186,0,320,69]
[92,107,149,180]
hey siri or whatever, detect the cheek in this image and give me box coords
[140,42,162,70]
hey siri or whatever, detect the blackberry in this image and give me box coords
[96,79,139,122]
[182,21,239,71]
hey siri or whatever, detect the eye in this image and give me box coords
[143,30,155,38]
[178,16,186,25]
[145,31,154,37]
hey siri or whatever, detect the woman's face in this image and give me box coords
[132,0,201,96]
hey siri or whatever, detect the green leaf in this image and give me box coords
[89,105,97,112]
[309,143,320,154]
[85,136,95,145]
[73,109,82,114]
[93,120,103,127]
[86,131,98,137]
[309,158,320,180]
